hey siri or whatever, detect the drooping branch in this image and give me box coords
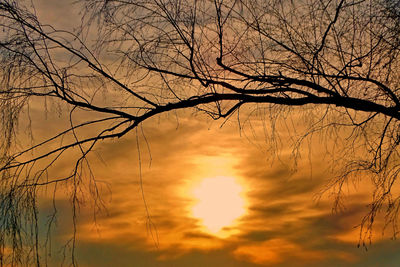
[1,0,400,265]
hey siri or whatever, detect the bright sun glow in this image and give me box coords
[192,176,246,235]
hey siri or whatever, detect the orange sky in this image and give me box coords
[28,106,399,267]
[10,1,400,266]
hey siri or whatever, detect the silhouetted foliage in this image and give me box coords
[0,0,400,265]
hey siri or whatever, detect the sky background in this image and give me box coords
[15,0,400,266]
[33,109,400,267]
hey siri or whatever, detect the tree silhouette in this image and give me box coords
[1,0,400,265]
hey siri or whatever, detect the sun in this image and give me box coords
[191,176,246,235]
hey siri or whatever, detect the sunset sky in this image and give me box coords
[38,111,400,267]
[7,0,400,266]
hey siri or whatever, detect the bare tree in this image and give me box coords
[0,0,400,265]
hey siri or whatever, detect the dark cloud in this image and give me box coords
[251,201,295,214]
[183,231,216,240]
[239,230,277,242]
[75,241,261,267]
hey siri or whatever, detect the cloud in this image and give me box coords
[31,110,400,266]
[233,238,325,266]
[75,240,262,267]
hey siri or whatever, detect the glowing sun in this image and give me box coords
[191,176,246,235]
